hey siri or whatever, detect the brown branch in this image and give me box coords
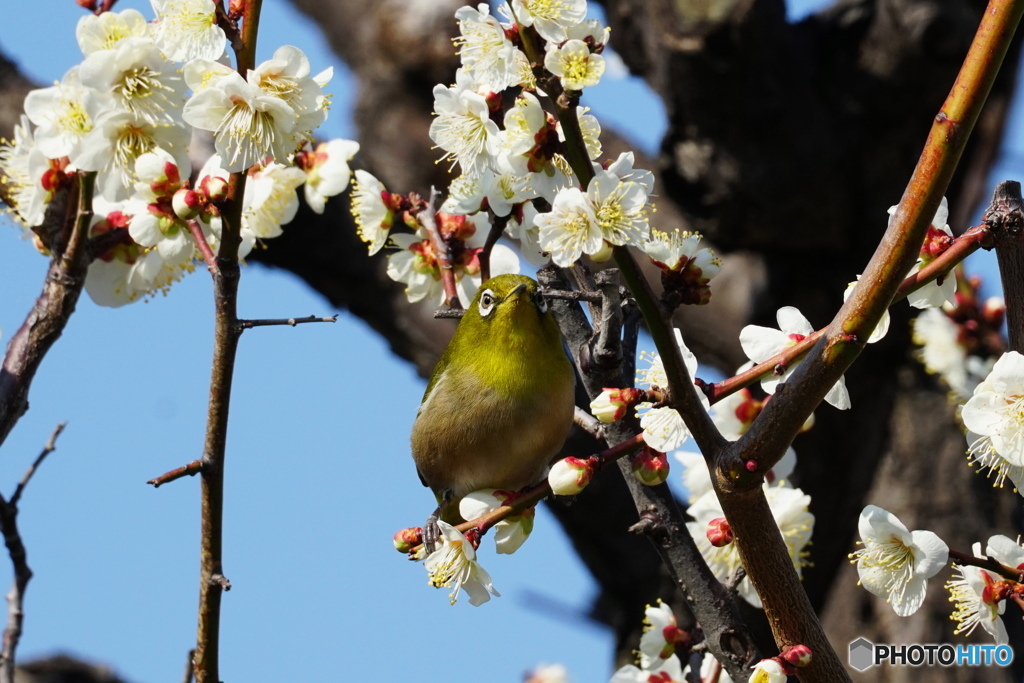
[182,649,195,683]
[948,549,1024,583]
[236,314,338,330]
[189,220,220,276]
[0,421,66,683]
[432,307,465,319]
[572,406,604,440]
[417,187,461,308]
[990,180,1024,350]
[479,213,507,282]
[704,222,991,404]
[0,173,93,450]
[147,460,206,488]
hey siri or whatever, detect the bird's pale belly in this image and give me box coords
[412,373,575,502]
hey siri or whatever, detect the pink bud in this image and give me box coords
[632,447,670,486]
[780,644,812,668]
[172,188,203,220]
[548,457,594,495]
[589,388,641,423]
[200,175,229,203]
[706,517,733,547]
[393,527,422,554]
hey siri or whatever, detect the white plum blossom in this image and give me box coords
[570,107,602,160]
[545,39,606,91]
[84,197,140,307]
[183,58,237,93]
[459,489,534,554]
[23,66,111,160]
[605,151,655,193]
[500,91,548,158]
[183,70,297,172]
[524,663,569,683]
[242,162,307,240]
[844,276,890,343]
[249,46,332,151]
[638,601,688,668]
[912,307,973,398]
[588,170,650,247]
[149,0,227,62]
[739,306,851,410]
[636,330,709,453]
[454,4,520,93]
[609,654,686,683]
[424,520,500,606]
[348,170,393,255]
[76,9,149,56]
[299,139,359,214]
[429,73,502,177]
[750,660,788,683]
[75,111,191,201]
[850,505,949,617]
[961,351,1024,489]
[946,541,1009,643]
[566,18,611,45]
[687,483,814,608]
[0,115,51,228]
[510,0,587,43]
[79,37,187,125]
[535,186,601,266]
[889,197,956,309]
[126,149,195,267]
[505,202,550,266]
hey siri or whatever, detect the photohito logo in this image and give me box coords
[848,638,1013,671]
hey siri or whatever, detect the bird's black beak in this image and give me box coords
[506,284,528,301]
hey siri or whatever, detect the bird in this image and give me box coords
[411,274,576,553]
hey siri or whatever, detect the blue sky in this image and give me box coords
[0,0,1018,681]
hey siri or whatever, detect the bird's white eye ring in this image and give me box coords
[535,293,549,313]
[479,289,496,317]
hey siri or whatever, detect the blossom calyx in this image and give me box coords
[548,456,595,495]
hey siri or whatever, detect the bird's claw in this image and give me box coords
[423,513,440,555]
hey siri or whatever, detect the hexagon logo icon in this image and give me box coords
[849,638,875,672]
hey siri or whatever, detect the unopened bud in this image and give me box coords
[172,188,203,220]
[662,624,691,652]
[201,175,229,203]
[393,527,422,553]
[706,517,733,547]
[780,644,812,668]
[589,388,641,423]
[632,447,670,486]
[548,457,594,495]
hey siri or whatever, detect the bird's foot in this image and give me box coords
[423,512,440,555]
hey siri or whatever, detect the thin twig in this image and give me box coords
[189,221,220,276]
[480,213,508,282]
[572,406,604,440]
[147,460,206,488]
[418,187,461,308]
[433,307,466,319]
[948,548,1024,582]
[539,288,602,304]
[182,649,196,683]
[0,422,67,683]
[0,173,93,450]
[10,422,65,507]
[236,314,337,330]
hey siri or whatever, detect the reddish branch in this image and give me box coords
[417,188,461,308]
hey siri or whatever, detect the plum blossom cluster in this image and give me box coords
[911,275,1004,400]
[961,350,1024,490]
[609,600,811,682]
[0,2,358,306]
[850,504,1024,646]
[358,2,725,306]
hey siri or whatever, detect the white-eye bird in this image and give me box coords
[412,274,576,552]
